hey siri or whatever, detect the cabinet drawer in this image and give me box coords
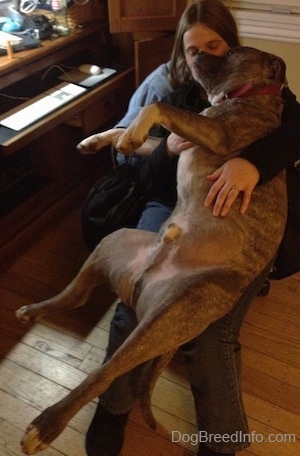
[65,78,133,134]
[81,90,125,133]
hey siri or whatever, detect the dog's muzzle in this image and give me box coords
[193,53,221,71]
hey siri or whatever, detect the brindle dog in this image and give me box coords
[16,47,287,454]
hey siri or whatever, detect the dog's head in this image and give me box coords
[192,46,286,105]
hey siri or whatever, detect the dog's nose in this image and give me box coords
[194,51,212,64]
[196,50,209,58]
[193,52,222,71]
[193,52,209,70]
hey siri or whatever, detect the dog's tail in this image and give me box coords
[140,350,176,429]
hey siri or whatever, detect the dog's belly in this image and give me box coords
[157,151,287,284]
[177,146,236,202]
[96,143,286,314]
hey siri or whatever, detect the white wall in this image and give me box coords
[241,37,300,99]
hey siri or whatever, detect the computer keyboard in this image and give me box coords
[0,83,87,131]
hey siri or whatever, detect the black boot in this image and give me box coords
[197,442,235,456]
[85,402,129,456]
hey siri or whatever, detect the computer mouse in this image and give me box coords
[78,64,102,75]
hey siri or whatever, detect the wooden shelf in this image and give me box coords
[0,22,106,89]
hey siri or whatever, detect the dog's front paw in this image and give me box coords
[20,424,48,455]
[21,406,68,454]
[116,129,145,155]
[15,305,38,323]
[77,134,104,154]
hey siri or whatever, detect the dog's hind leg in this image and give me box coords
[15,228,157,323]
[20,267,244,454]
[15,256,107,323]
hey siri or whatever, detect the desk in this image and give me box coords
[0,23,134,154]
[0,23,135,268]
[0,66,135,154]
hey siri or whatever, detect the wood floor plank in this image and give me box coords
[243,417,299,456]
[20,323,94,368]
[243,346,300,389]
[242,364,299,414]
[5,338,87,389]
[1,358,70,411]
[243,308,299,347]
[244,393,300,437]
[240,324,300,368]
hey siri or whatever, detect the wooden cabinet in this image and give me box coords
[134,34,175,86]
[108,0,190,86]
[108,0,187,33]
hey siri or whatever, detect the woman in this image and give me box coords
[84,1,300,456]
[114,61,172,128]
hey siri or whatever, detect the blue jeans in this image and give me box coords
[99,201,272,453]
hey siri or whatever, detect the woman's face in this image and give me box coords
[183,23,230,71]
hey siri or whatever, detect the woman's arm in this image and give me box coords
[204,87,300,216]
[241,88,300,183]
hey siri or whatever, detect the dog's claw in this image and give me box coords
[21,424,49,455]
[76,136,101,154]
[20,406,68,454]
[15,305,37,323]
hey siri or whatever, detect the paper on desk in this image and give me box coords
[0,31,22,47]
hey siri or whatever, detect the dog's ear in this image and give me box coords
[270,57,286,83]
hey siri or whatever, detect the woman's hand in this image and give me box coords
[204,157,260,216]
[166,133,194,157]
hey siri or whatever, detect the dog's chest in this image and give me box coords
[177,146,223,202]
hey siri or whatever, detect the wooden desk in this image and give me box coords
[0,22,135,153]
[0,23,135,268]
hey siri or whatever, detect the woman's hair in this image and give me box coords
[169,0,240,88]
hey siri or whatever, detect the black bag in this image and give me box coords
[81,163,147,251]
[271,164,300,279]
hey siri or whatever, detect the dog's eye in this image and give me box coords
[227,49,234,56]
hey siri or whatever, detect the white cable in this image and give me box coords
[19,0,41,14]
[74,0,90,5]
[40,63,75,81]
[0,93,29,100]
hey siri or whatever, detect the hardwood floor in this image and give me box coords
[0,205,299,456]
